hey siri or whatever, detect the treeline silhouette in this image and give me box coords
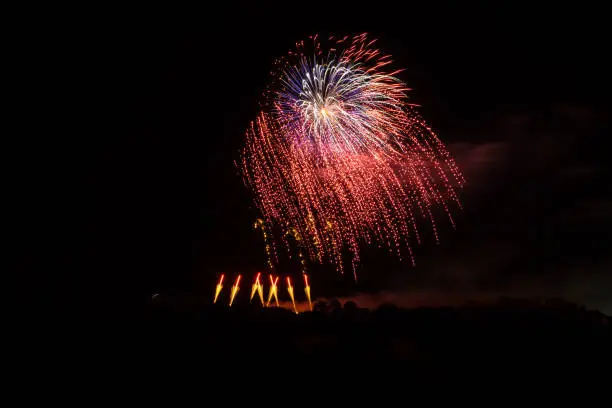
[18,296,610,386]
[136,297,611,378]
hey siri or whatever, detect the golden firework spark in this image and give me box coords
[250,272,265,305]
[213,274,224,304]
[257,278,264,305]
[285,227,308,274]
[303,273,312,311]
[250,273,258,301]
[254,218,276,271]
[266,274,279,307]
[286,276,298,314]
[229,274,241,307]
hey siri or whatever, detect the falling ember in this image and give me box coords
[250,272,265,305]
[286,277,298,314]
[266,275,280,307]
[303,273,312,311]
[229,274,241,307]
[213,274,224,304]
[254,218,276,271]
[285,227,308,274]
[240,33,464,277]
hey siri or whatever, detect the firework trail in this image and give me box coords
[303,273,313,311]
[213,274,224,304]
[286,277,298,314]
[250,272,265,305]
[254,218,276,271]
[241,33,464,276]
[266,275,280,307]
[229,275,241,307]
[250,273,259,302]
[285,227,307,274]
[257,277,264,304]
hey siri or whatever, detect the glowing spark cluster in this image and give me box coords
[241,33,464,276]
[216,273,313,311]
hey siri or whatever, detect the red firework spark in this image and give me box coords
[241,33,465,277]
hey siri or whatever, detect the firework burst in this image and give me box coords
[241,33,464,277]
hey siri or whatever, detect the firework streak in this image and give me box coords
[266,275,280,307]
[250,272,265,305]
[303,273,312,311]
[229,275,241,307]
[213,274,224,304]
[241,33,464,276]
[286,277,298,313]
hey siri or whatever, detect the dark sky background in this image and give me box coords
[15,4,611,314]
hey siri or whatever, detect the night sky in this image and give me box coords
[15,4,611,315]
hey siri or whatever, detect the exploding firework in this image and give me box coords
[241,33,464,277]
